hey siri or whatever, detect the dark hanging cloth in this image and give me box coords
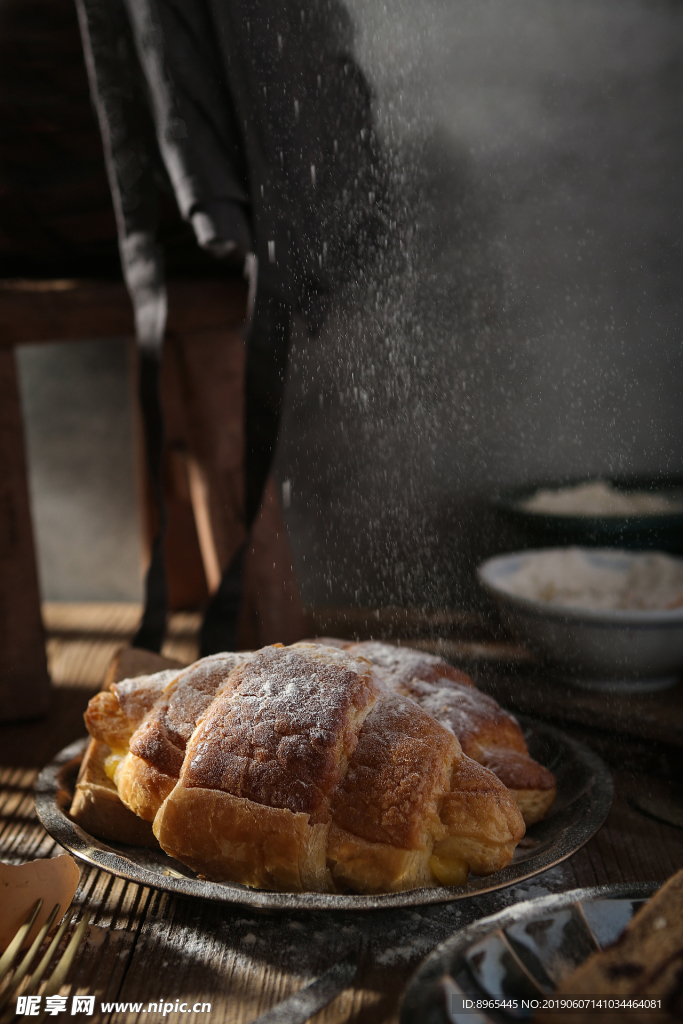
[75,0,384,654]
[75,0,385,343]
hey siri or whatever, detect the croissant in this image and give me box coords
[84,652,248,822]
[83,643,525,893]
[83,667,178,755]
[341,641,557,825]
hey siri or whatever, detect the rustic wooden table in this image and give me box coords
[1,604,682,1023]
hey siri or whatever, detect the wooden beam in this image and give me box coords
[0,347,51,720]
[0,277,247,346]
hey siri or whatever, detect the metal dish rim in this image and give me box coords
[34,717,612,912]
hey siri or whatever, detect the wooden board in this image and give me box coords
[0,279,247,347]
[43,603,201,673]
[470,666,683,749]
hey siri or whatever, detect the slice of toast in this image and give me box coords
[536,869,683,1023]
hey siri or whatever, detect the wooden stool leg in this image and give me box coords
[0,348,50,721]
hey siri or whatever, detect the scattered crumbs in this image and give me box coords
[510,883,552,901]
[156,868,574,981]
[499,865,570,907]
[85,925,108,948]
[375,934,435,967]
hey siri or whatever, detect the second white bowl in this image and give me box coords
[477,548,683,691]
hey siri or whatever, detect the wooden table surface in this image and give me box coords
[1,604,682,1024]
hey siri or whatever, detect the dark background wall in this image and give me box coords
[10,0,683,606]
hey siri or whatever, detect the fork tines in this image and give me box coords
[0,900,90,1024]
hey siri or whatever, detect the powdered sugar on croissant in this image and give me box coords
[152,643,525,892]
[345,640,557,825]
[83,641,534,893]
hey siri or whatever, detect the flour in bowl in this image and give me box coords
[519,481,683,517]
[499,548,683,611]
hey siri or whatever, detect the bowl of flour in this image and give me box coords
[518,480,683,518]
[494,477,683,555]
[478,548,683,692]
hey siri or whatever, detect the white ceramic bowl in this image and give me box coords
[477,548,683,692]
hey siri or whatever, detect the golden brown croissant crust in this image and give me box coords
[344,640,474,689]
[344,640,556,824]
[129,652,247,778]
[84,668,177,753]
[85,638,555,835]
[330,691,456,850]
[69,739,157,848]
[181,644,378,823]
[83,642,528,892]
[155,644,524,891]
[84,653,250,822]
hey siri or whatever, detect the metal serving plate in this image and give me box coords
[400,882,660,1023]
[35,718,612,912]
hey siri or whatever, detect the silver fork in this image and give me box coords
[0,900,90,1024]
